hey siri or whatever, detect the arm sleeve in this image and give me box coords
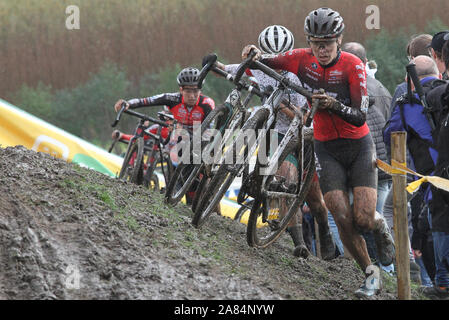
[327,99,368,127]
[127,93,178,109]
[224,64,239,75]
[323,58,368,127]
[260,49,302,75]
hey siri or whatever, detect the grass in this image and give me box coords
[381,271,430,300]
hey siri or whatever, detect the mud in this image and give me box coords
[0,146,425,300]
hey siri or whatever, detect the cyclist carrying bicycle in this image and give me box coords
[211,25,336,260]
[242,7,395,297]
[114,67,216,203]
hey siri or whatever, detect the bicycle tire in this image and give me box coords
[164,104,229,205]
[143,148,159,189]
[192,107,270,228]
[148,173,159,192]
[191,167,209,214]
[118,137,144,184]
[246,138,316,248]
[234,199,254,222]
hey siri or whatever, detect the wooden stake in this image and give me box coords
[391,132,411,300]
[314,220,322,259]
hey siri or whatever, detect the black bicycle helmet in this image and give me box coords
[177,67,200,87]
[304,7,345,39]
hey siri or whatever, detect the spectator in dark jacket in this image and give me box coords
[384,55,443,285]
[423,40,449,299]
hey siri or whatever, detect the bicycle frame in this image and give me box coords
[227,83,286,177]
[111,107,176,186]
[203,69,259,174]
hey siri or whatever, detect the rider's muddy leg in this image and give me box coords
[324,189,371,271]
[352,186,377,232]
[353,186,395,266]
[277,160,298,227]
[278,160,309,257]
[305,177,328,225]
[305,177,336,260]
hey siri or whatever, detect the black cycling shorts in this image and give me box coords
[314,133,377,195]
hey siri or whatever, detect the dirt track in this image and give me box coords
[0,146,426,300]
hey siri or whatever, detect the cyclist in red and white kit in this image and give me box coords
[212,25,336,260]
[243,7,395,297]
[114,67,214,130]
[114,67,216,203]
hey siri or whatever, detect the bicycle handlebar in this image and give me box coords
[158,111,175,122]
[198,53,218,88]
[211,65,264,99]
[250,60,313,100]
[234,50,257,86]
[305,89,323,127]
[111,102,170,128]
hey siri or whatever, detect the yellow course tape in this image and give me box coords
[376,159,449,194]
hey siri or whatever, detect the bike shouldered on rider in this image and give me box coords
[241,7,396,298]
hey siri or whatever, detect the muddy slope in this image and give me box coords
[0,146,425,300]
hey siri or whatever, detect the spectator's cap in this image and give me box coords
[427,31,449,53]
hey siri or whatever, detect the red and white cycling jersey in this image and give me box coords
[263,48,370,141]
[128,93,214,130]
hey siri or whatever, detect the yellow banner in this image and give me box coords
[0,98,247,222]
[0,98,123,177]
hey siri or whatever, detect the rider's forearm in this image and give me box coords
[279,101,298,120]
[328,101,367,127]
[127,97,159,109]
[127,94,175,109]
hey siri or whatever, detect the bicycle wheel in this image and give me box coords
[148,173,159,191]
[192,107,270,228]
[164,163,201,205]
[118,137,144,184]
[192,169,210,212]
[164,104,229,205]
[234,199,254,222]
[143,147,159,189]
[246,137,316,248]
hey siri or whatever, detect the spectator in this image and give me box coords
[391,34,432,114]
[423,38,449,299]
[342,42,394,273]
[384,55,445,285]
[428,31,449,79]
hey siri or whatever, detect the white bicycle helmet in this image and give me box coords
[258,25,294,54]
